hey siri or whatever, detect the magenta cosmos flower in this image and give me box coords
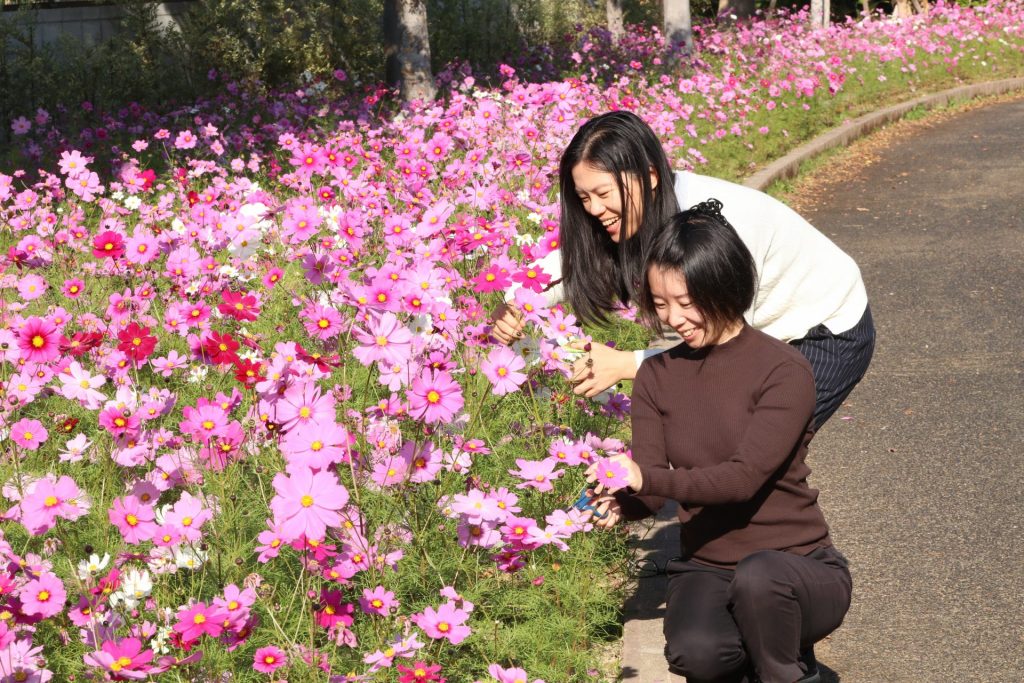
[270,465,349,542]
[173,601,224,643]
[252,645,287,674]
[481,346,527,396]
[17,316,60,363]
[407,369,464,424]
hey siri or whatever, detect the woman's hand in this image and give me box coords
[490,303,525,345]
[586,492,623,529]
[570,342,638,397]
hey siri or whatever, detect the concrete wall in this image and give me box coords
[2,2,194,50]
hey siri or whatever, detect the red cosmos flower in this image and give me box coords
[61,331,103,357]
[233,359,265,388]
[218,289,261,322]
[139,169,156,190]
[92,230,125,259]
[187,191,199,206]
[116,322,158,364]
[202,331,240,364]
[295,343,341,371]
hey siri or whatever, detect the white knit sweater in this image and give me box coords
[522,172,868,346]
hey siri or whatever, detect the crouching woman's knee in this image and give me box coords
[664,630,746,682]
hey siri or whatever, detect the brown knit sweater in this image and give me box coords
[622,324,831,567]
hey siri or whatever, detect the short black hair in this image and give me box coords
[639,201,757,342]
[559,111,679,325]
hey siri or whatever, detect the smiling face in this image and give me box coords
[571,162,655,244]
[648,265,742,348]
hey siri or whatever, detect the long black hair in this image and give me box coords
[639,200,757,343]
[559,111,679,325]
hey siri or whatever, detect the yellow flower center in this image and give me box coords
[38,590,50,601]
[31,335,45,348]
[44,496,58,507]
[301,495,314,507]
[126,514,138,526]
[426,390,441,404]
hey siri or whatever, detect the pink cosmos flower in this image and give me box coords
[83,637,154,680]
[591,456,631,492]
[301,302,344,340]
[359,586,399,616]
[58,361,107,409]
[173,601,224,643]
[407,369,464,424]
[61,276,86,296]
[19,571,66,617]
[352,312,412,367]
[163,491,212,542]
[508,458,562,492]
[411,601,471,644]
[98,407,141,439]
[481,346,528,396]
[17,316,60,363]
[450,489,505,526]
[275,381,337,431]
[10,418,48,451]
[108,495,157,545]
[270,466,349,542]
[20,474,87,534]
[253,645,287,674]
[17,274,46,301]
[488,664,543,683]
[280,421,351,470]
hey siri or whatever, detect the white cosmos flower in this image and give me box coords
[77,553,111,580]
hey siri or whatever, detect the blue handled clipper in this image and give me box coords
[571,487,608,519]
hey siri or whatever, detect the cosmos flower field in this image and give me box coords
[0,3,1022,681]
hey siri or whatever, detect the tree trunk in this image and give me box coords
[716,0,756,23]
[663,0,693,54]
[810,0,828,28]
[383,0,436,103]
[607,0,625,42]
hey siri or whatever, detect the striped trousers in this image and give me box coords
[789,305,876,430]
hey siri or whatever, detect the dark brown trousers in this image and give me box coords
[663,546,852,683]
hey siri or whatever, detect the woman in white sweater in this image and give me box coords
[492,111,874,429]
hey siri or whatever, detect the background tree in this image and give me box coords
[717,0,755,22]
[384,0,436,102]
[663,0,693,53]
[810,0,830,26]
[607,0,625,41]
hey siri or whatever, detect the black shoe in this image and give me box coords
[798,646,821,683]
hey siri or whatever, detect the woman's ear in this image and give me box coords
[649,167,659,190]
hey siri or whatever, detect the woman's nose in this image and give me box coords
[586,198,604,216]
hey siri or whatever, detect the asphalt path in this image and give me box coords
[795,96,1024,682]
[618,97,1024,683]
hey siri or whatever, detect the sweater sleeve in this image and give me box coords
[636,359,815,506]
[617,362,669,520]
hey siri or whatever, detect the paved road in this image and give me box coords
[618,97,1024,682]
[800,96,1024,682]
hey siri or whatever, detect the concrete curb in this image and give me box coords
[743,76,1024,192]
[619,75,1024,683]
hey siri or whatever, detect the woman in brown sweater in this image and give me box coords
[587,200,852,683]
